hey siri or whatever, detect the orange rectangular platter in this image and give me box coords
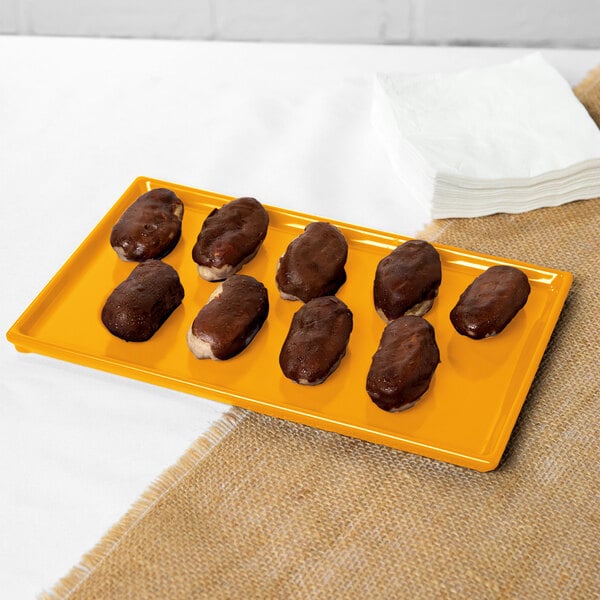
[7,177,572,471]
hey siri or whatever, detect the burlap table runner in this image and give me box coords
[575,64,600,126]
[45,71,600,600]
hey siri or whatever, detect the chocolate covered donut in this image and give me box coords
[366,316,439,412]
[279,296,353,385]
[187,274,269,360]
[110,188,184,261]
[275,221,348,302]
[450,265,530,339]
[374,239,441,323]
[101,260,184,342]
[192,197,269,281]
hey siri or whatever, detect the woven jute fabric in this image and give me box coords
[575,63,600,126]
[44,70,600,600]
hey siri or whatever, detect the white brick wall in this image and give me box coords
[214,0,400,43]
[0,0,19,33]
[7,0,213,38]
[414,0,600,47]
[1,0,599,47]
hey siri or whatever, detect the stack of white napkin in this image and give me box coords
[372,53,600,219]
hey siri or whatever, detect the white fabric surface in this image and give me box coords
[1,35,599,599]
[373,52,600,218]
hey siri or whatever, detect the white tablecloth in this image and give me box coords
[1,35,598,598]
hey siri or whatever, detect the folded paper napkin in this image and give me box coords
[372,53,600,218]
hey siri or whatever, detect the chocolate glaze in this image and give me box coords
[276,222,348,303]
[188,274,269,360]
[101,260,184,342]
[192,197,269,280]
[367,316,439,412]
[110,188,184,261]
[279,296,353,385]
[450,265,530,339]
[374,239,441,322]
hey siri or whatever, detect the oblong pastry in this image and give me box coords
[110,188,184,261]
[374,239,441,323]
[450,265,530,339]
[279,296,353,385]
[275,221,348,302]
[366,315,440,412]
[192,197,269,281]
[187,274,269,360]
[101,259,184,342]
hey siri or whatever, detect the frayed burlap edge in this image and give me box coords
[39,407,248,600]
